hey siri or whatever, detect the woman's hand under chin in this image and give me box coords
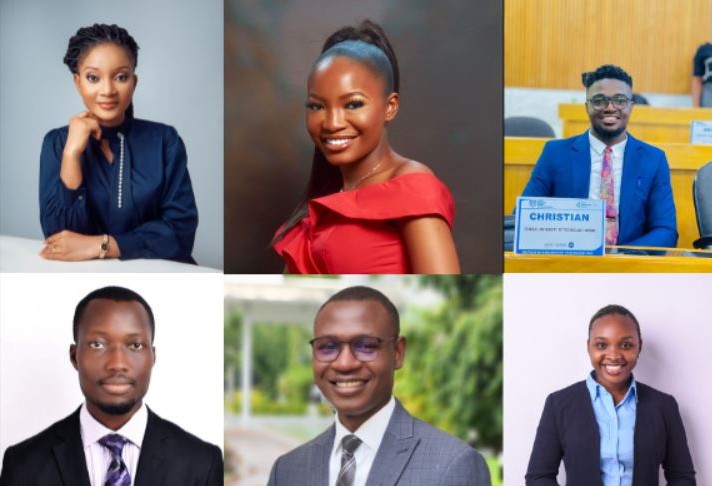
[40,230,103,261]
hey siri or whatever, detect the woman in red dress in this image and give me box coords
[272,20,460,274]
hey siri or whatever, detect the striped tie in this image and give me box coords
[601,146,619,245]
[98,434,132,486]
[336,434,362,486]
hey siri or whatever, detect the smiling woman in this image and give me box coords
[38,24,198,263]
[525,304,696,486]
[270,20,460,274]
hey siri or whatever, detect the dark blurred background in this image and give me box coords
[224,0,503,273]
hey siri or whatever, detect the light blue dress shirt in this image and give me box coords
[586,372,637,486]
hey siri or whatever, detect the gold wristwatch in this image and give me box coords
[99,234,109,259]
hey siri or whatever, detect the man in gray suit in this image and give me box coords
[268,286,491,486]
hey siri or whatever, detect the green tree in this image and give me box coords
[396,275,502,452]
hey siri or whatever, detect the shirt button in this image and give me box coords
[78,195,83,200]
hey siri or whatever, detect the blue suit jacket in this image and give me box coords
[525,381,696,486]
[521,132,678,247]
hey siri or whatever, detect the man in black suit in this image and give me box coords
[0,286,222,486]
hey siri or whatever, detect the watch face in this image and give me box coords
[101,242,109,251]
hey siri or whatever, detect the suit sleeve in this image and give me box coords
[203,444,224,486]
[525,394,562,486]
[0,446,19,486]
[521,141,557,199]
[113,127,198,261]
[624,149,678,248]
[266,456,280,486]
[440,447,491,486]
[39,129,97,237]
[663,396,696,485]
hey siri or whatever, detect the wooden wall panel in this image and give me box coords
[505,0,712,93]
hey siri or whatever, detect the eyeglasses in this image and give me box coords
[309,335,398,363]
[587,94,633,111]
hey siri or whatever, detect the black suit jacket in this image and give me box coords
[525,381,696,486]
[0,407,223,486]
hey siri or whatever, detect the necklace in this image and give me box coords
[342,161,384,191]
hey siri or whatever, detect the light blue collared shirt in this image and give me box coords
[586,372,637,486]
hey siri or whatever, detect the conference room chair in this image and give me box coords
[693,161,712,250]
[504,116,556,138]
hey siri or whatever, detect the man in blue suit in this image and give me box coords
[521,65,678,248]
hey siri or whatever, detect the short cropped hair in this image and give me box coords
[581,64,633,90]
[73,286,155,342]
[588,304,641,342]
[317,286,400,335]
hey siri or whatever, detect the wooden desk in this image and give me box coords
[559,103,712,143]
[505,247,712,273]
[504,137,712,248]
[0,235,220,273]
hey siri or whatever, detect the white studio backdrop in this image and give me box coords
[0,273,224,465]
[503,273,712,485]
[0,0,223,269]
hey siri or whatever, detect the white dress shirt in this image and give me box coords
[80,402,148,486]
[329,397,396,486]
[588,130,627,212]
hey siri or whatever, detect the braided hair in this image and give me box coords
[273,20,399,244]
[64,24,139,118]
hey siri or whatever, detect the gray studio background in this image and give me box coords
[224,0,503,274]
[0,0,223,269]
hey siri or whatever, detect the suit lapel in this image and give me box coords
[578,382,604,486]
[632,383,648,486]
[619,134,642,244]
[569,133,591,197]
[308,426,333,486]
[366,401,419,486]
[52,408,91,486]
[134,408,166,486]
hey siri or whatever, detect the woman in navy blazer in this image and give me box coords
[39,24,198,263]
[526,305,696,486]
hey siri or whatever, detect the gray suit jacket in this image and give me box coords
[268,400,491,486]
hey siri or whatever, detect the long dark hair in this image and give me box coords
[64,23,140,119]
[272,20,400,244]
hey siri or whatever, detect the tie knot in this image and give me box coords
[341,434,362,456]
[99,434,128,457]
[604,146,613,154]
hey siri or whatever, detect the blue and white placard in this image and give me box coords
[691,120,712,145]
[514,197,605,255]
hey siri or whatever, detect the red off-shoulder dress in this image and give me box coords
[272,172,454,274]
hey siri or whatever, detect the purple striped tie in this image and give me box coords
[98,434,132,486]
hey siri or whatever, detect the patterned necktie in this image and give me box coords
[336,434,362,486]
[601,146,619,245]
[98,434,132,486]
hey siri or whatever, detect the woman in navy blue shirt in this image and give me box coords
[39,24,198,263]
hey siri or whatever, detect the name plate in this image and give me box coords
[691,120,712,145]
[514,197,605,255]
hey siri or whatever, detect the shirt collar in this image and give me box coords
[588,129,628,157]
[333,396,396,456]
[79,401,148,450]
[586,371,638,404]
[100,113,133,140]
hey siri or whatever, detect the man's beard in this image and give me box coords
[95,399,138,415]
[592,124,626,142]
